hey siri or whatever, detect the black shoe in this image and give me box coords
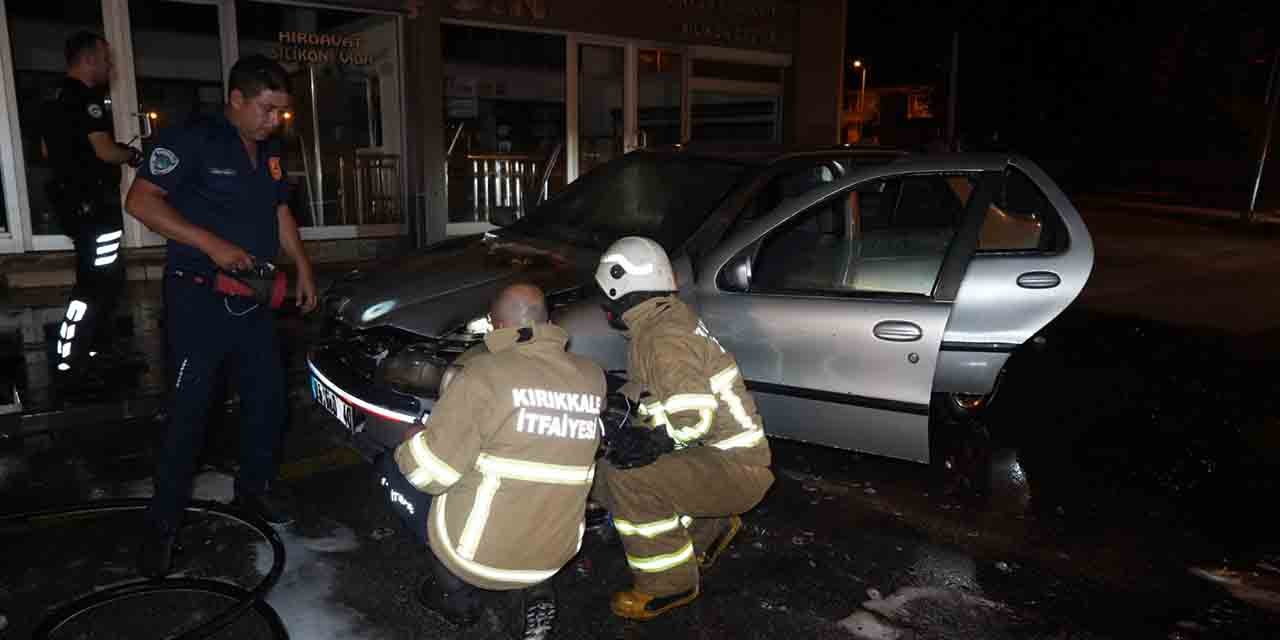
[138,527,179,578]
[418,578,483,627]
[518,594,556,640]
[232,489,295,526]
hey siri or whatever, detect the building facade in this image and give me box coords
[0,0,846,275]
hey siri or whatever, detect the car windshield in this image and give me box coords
[502,153,748,251]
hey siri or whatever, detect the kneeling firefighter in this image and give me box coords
[379,283,606,640]
[592,236,774,620]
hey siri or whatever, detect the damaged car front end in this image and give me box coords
[307,235,594,456]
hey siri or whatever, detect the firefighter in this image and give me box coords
[40,31,144,391]
[592,236,774,620]
[380,283,606,639]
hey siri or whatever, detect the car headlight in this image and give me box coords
[361,300,397,323]
[464,314,493,335]
[379,343,449,396]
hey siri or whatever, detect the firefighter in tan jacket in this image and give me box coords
[592,236,774,620]
[382,283,605,639]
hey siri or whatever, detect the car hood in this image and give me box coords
[328,234,597,337]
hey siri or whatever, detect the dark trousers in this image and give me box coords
[145,276,286,533]
[53,196,124,376]
[376,452,472,592]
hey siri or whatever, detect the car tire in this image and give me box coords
[942,367,1005,420]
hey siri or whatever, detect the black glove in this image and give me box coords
[604,425,675,470]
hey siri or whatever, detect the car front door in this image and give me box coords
[693,161,1001,463]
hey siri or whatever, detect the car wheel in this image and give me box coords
[943,367,1005,419]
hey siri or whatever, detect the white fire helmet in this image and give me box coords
[595,236,677,301]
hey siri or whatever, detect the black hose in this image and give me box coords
[0,499,288,640]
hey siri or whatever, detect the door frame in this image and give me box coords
[0,0,30,253]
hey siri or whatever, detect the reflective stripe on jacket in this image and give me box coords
[393,323,606,590]
[620,296,771,468]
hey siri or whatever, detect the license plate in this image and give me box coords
[311,376,359,432]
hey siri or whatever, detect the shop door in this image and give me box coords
[574,42,624,179]
[637,48,684,149]
[117,0,230,247]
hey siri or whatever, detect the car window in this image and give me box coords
[728,161,839,236]
[503,153,747,251]
[749,173,974,297]
[976,167,1065,253]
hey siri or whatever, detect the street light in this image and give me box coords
[850,59,868,139]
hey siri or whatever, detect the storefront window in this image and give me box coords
[443,24,565,224]
[691,91,781,143]
[130,1,223,156]
[638,49,682,147]
[577,43,623,179]
[4,2,106,236]
[238,1,403,229]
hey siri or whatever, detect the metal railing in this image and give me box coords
[448,147,563,223]
[337,153,401,225]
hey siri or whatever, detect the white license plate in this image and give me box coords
[311,376,359,431]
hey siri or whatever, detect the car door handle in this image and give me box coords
[1016,271,1061,289]
[873,321,922,342]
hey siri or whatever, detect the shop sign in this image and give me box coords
[672,0,781,47]
[449,0,547,20]
[274,31,373,65]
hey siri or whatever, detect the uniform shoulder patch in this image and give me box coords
[268,156,282,181]
[87,103,104,119]
[149,147,180,176]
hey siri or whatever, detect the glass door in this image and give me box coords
[237,0,406,235]
[126,0,226,246]
[637,48,683,148]
[576,42,623,178]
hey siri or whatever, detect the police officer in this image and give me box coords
[40,31,144,391]
[125,55,318,577]
[591,236,774,620]
[379,283,605,640]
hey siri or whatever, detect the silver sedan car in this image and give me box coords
[307,146,1092,464]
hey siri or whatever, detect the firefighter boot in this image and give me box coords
[698,515,743,571]
[610,585,699,621]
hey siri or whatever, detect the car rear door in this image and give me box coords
[692,158,1002,463]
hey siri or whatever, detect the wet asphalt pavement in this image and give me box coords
[2,207,1280,639]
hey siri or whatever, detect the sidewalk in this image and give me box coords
[0,258,389,443]
[1074,192,1280,225]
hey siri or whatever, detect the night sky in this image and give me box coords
[846,0,1276,193]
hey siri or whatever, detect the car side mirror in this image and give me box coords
[717,252,752,292]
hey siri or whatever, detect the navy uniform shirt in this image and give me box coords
[137,113,289,272]
[41,76,119,189]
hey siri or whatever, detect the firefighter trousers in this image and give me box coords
[594,446,773,596]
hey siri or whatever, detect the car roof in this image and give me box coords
[640,143,912,166]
